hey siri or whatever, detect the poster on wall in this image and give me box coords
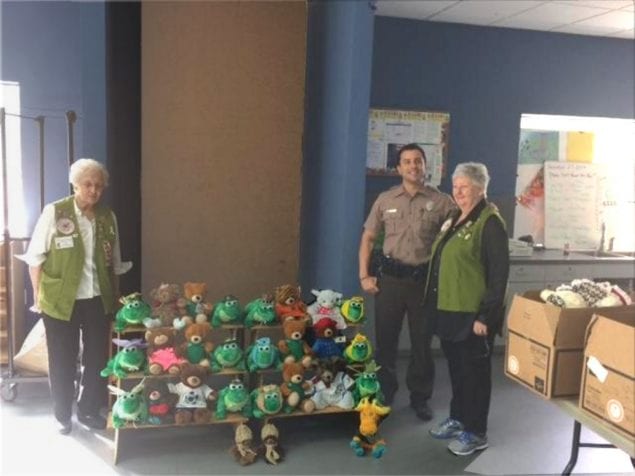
[367,108,450,186]
[513,115,634,252]
[544,161,599,249]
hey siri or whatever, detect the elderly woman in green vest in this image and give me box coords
[20,158,131,435]
[423,162,509,456]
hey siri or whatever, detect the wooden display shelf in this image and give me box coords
[114,368,248,380]
[112,323,246,335]
[107,411,248,430]
[263,406,355,420]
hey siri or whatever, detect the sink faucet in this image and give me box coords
[597,222,606,253]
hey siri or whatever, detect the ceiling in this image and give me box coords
[375,0,634,40]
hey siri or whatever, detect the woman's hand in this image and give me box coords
[360,276,379,295]
[473,320,488,336]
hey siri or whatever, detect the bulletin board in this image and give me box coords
[366,108,450,186]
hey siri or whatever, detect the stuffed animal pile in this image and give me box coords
[540,278,632,308]
[107,281,374,465]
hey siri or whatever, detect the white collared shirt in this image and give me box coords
[18,200,132,299]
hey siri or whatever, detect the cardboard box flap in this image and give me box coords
[553,307,598,347]
[585,312,635,377]
[508,294,560,344]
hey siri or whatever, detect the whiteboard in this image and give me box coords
[544,161,599,249]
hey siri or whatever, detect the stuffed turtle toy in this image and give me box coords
[100,338,147,379]
[246,337,283,372]
[114,292,152,332]
[211,338,246,372]
[215,378,252,420]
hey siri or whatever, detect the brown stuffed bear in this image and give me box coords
[176,282,214,325]
[146,327,185,375]
[274,284,309,323]
[277,317,313,367]
[280,361,315,413]
[169,363,216,425]
[144,378,179,425]
[178,322,214,368]
[149,283,182,326]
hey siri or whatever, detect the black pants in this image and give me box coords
[441,332,495,436]
[42,297,111,423]
[374,274,434,404]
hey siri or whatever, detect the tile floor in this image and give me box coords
[1,354,634,475]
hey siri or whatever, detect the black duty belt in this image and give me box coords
[380,255,428,281]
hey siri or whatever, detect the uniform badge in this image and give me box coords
[56,217,75,235]
[425,201,435,211]
[440,219,452,233]
[103,241,113,266]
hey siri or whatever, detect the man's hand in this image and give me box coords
[360,276,379,295]
[473,320,488,336]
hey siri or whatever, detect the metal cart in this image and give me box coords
[0,107,77,401]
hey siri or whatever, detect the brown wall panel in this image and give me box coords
[142,1,306,301]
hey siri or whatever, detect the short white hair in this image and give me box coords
[452,162,490,194]
[69,158,109,187]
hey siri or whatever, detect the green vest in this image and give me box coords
[39,196,116,321]
[429,204,505,313]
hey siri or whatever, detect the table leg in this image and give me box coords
[562,420,581,476]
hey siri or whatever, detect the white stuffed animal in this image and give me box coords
[307,289,347,329]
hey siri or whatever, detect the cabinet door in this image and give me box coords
[544,264,594,288]
[509,265,545,283]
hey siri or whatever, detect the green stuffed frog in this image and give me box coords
[243,294,277,328]
[250,384,286,419]
[351,360,385,405]
[114,293,152,332]
[211,295,244,327]
[211,338,245,372]
[344,333,373,365]
[215,378,252,420]
[100,338,147,379]
[246,337,283,372]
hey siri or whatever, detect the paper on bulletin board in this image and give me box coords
[518,130,559,165]
[366,108,450,186]
[544,161,599,249]
[566,131,595,163]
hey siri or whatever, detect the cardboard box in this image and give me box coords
[504,292,633,399]
[579,311,635,438]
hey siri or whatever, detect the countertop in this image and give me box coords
[510,249,635,264]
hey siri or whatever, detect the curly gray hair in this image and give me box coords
[69,158,109,187]
[452,162,490,195]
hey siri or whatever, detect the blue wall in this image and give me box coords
[299,0,375,299]
[1,1,106,232]
[369,17,635,227]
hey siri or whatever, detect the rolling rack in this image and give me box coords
[0,107,77,401]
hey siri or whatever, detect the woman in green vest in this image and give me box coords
[423,162,509,456]
[20,158,131,435]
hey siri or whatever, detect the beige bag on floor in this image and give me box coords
[13,318,49,375]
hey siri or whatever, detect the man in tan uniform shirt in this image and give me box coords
[358,143,455,420]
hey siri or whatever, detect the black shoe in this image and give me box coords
[411,401,433,421]
[58,419,72,435]
[77,411,107,430]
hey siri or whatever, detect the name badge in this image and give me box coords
[54,236,74,249]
